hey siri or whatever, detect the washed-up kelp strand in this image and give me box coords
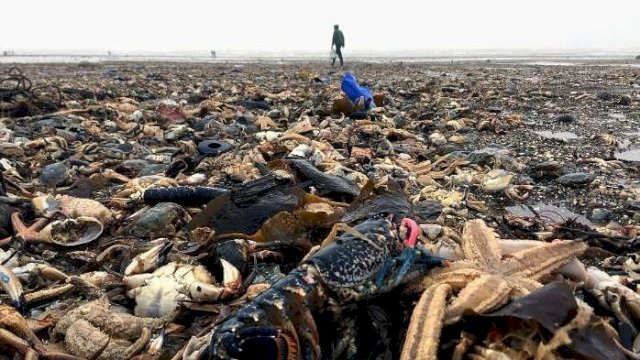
[341,179,410,224]
[285,159,360,201]
[411,200,443,222]
[187,174,307,235]
[187,188,307,236]
[143,186,229,207]
[0,67,33,101]
[216,204,345,249]
[481,282,626,360]
[484,281,577,331]
[0,67,62,117]
[229,173,295,205]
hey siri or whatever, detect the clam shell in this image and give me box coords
[38,217,104,246]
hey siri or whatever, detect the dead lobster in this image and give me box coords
[206,216,443,359]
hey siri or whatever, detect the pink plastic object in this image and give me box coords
[400,218,419,247]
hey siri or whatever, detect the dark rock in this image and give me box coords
[556,172,595,187]
[240,100,271,110]
[39,162,67,188]
[128,202,187,238]
[619,95,632,106]
[596,90,612,101]
[591,208,611,222]
[555,114,575,123]
[628,200,640,211]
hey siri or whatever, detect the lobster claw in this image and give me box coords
[210,327,298,360]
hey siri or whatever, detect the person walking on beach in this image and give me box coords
[332,25,345,66]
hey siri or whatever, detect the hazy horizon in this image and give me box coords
[2,0,639,54]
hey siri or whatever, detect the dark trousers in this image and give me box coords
[332,46,343,66]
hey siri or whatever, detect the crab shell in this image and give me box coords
[32,195,113,224]
[37,216,104,246]
[479,169,514,192]
[125,261,240,317]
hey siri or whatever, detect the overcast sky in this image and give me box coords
[2,0,639,53]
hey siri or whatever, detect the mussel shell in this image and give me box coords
[38,216,103,246]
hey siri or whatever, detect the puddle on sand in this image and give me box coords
[505,204,592,227]
[534,131,579,141]
[615,149,640,162]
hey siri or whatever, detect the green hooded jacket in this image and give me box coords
[332,30,345,48]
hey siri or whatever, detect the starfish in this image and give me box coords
[401,219,588,360]
[254,115,278,130]
[0,212,49,245]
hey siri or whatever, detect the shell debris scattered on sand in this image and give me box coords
[0,61,638,359]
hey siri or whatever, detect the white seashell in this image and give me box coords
[429,131,447,146]
[255,131,282,142]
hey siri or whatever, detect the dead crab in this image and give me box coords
[52,299,163,360]
[123,242,242,317]
[584,266,640,346]
[111,175,178,207]
[474,169,533,201]
[32,194,113,224]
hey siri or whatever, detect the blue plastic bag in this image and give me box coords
[341,72,375,110]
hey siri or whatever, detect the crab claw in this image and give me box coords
[124,240,174,276]
[505,185,534,202]
[400,218,420,247]
[188,259,241,302]
[0,265,24,311]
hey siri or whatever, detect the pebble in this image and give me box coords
[130,110,143,122]
[420,224,443,240]
[556,172,595,187]
[591,208,611,222]
[39,162,67,187]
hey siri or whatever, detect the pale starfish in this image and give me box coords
[254,115,278,130]
[401,219,588,360]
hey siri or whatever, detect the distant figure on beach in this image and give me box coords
[331,24,345,66]
[211,50,216,58]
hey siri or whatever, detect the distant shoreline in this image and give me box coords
[1,53,640,65]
